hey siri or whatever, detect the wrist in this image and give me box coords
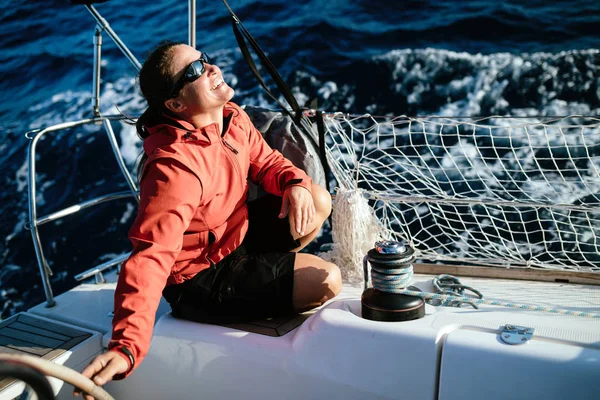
[283,178,303,192]
[109,346,135,380]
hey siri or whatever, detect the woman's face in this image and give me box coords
[168,44,234,114]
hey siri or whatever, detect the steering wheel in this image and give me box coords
[0,360,54,400]
[0,354,114,400]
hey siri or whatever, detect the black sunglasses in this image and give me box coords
[168,52,212,98]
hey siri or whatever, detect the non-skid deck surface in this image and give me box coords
[0,313,92,391]
[218,311,316,337]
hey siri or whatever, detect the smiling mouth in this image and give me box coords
[211,79,224,91]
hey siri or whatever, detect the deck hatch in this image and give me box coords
[0,313,92,392]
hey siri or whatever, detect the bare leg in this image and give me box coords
[292,253,342,312]
[287,183,341,311]
[290,183,332,252]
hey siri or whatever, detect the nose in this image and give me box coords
[206,62,220,76]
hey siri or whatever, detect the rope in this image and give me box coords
[364,255,415,292]
[364,252,600,319]
[431,274,482,308]
[398,289,600,319]
[321,188,387,282]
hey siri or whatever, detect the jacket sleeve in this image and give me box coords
[108,158,201,378]
[236,105,312,195]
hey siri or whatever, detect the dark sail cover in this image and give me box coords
[244,106,327,201]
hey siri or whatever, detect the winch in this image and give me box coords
[361,240,425,322]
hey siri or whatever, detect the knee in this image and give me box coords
[311,183,332,217]
[292,258,342,311]
[324,262,342,299]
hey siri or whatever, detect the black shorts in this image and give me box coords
[162,194,300,324]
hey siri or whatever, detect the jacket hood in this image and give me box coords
[143,114,209,155]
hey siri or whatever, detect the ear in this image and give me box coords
[164,98,186,113]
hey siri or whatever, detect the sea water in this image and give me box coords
[0,0,599,318]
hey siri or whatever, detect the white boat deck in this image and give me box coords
[13,269,600,400]
[28,269,600,338]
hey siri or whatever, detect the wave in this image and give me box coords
[291,48,600,116]
[1,0,599,319]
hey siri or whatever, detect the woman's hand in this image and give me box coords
[73,351,128,399]
[279,186,315,236]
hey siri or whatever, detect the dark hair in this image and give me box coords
[135,40,184,180]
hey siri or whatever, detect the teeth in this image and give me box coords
[211,79,224,91]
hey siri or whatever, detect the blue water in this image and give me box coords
[1,0,599,318]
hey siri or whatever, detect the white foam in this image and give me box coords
[15,160,28,192]
[318,81,338,100]
[118,122,142,167]
[120,202,136,225]
[375,48,599,117]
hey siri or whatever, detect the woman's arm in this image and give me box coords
[234,105,312,195]
[77,158,201,392]
[234,104,315,235]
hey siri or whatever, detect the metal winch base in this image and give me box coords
[361,286,425,322]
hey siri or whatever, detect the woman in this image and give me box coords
[74,41,341,396]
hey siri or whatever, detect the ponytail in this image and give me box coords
[135,40,184,181]
[135,106,163,180]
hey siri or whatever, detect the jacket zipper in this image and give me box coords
[220,114,237,153]
[222,139,238,154]
[219,112,242,183]
[220,138,244,197]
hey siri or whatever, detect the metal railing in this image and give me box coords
[24,2,147,307]
[26,116,139,307]
[27,1,199,307]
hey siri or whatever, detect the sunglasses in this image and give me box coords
[168,52,212,98]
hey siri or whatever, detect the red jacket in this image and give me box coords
[108,102,312,376]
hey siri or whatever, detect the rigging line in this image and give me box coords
[400,289,600,319]
[220,0,331,192]
[304,110,600,121]
[363,192,600,213]
[220,0,301,116]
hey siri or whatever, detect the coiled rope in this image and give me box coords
[363,254,414,291]
[365,254,600,319]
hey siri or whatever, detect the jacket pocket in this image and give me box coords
[177,231,209,262]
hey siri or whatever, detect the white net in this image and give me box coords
[321,114,600,279]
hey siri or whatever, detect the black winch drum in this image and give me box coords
[361,241,425,322]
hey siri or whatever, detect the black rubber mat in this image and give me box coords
[219,311,315,337]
